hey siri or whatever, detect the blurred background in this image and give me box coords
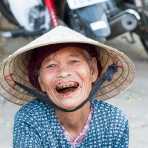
[0,0,148,147]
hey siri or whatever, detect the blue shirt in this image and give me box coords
[13,99,129,148]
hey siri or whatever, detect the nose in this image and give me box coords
[57,65,71,79]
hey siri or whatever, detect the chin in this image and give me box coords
[60,103,78,110]
[60,99,86,110]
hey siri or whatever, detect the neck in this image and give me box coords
[56,102,91,138]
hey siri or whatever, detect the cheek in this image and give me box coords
[77,65,93,84]
[39,71,56,90]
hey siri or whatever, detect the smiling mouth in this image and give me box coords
[56,82,79,94]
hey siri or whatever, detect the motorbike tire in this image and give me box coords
[0,0,20,27]
[63,4,89,38]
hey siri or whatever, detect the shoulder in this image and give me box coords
[92,99,128,126]
[14,99,53,125]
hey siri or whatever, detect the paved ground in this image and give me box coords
[0,20,148,147]
[107,35,148,148]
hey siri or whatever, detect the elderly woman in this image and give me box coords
[0,26,134,148]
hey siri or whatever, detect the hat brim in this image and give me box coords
[0,26,135,105]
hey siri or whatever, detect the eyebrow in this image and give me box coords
[69,53,81,57]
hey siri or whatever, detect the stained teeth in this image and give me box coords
[56,82,79,91]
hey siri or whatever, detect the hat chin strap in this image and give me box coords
[15,63,118,112]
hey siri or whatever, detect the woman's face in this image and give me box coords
[38,46,98,110]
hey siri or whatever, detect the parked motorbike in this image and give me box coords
[0,0,140,43]
[122,0,148,54]
[64,0,140,42]
[0,0,64,37]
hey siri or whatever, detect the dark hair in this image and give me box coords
[28,43,101,90]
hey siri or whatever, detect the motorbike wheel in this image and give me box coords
[0,0,20,27]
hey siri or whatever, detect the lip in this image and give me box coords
[63,87,79,98]
[61,87,79,99]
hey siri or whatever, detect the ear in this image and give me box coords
[90,57,98,83]
[38,75,46,92]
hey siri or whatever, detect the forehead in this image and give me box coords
[43,46,90,61]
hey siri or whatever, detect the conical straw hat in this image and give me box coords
[0,26,135,105]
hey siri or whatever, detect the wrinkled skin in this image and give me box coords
[38,46,98,110]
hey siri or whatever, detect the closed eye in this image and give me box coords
[46,64,57,68]
[70,60,80,63]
